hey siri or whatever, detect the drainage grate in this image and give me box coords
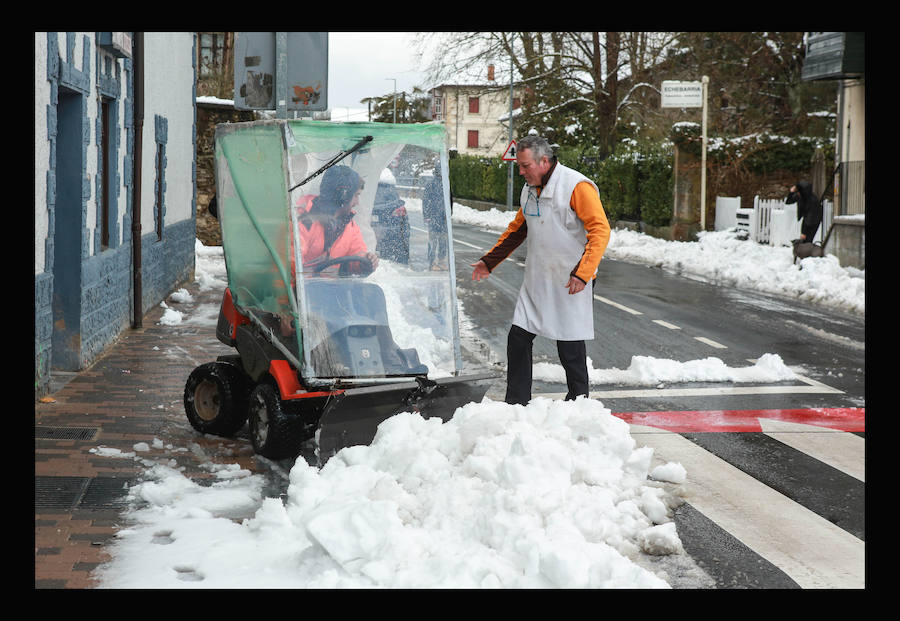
[79,477,134,510]
[35,476,90,510]
[35,426,98,441]
[35,476,134,512]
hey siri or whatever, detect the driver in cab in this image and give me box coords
[296,165,379,276]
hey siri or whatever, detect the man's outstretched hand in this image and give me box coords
[471,260,490,281]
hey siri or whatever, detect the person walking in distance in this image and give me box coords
[471,135,611,405]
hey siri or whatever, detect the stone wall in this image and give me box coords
[196,102,255,246]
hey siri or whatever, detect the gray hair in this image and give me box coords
[516,134,555,162]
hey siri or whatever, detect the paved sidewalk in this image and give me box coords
[34,279,262,588]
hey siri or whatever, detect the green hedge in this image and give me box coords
[447,156,526,204]
[558,142,673,226]
[671,123,835,173]
[449,129,827,228]
[449,144,674,226]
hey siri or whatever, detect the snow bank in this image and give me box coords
[95,398,683,588]
[534,353,797,386]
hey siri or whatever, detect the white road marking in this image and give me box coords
[759,418,865,482]
[536,371,843,400]
[589,294,729,347]
[694,336,727,349]
[594,295,643,315]
[629,423,865,588]
[653,319,681,330]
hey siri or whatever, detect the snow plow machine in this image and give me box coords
[184,119,495,464]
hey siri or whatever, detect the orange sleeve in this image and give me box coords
[570,181,610,283]
[480,209,527,272]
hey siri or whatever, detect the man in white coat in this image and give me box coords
[471,135,611,405]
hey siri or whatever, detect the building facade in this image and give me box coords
[35,32,198,397]
[431,82,522,157]
[800,31,865,268]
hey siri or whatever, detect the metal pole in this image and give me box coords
[507,55,514,210]
[700,75,709,230]
[387,78,397,123]
[276,32,288,119]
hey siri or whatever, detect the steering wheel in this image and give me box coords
[311,254,374,276]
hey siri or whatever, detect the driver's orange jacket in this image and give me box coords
[295,195,369,266]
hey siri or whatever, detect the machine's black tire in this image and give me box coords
[248,381,309,460]
[184,362,251,437]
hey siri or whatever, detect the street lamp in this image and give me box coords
[386,78,397,123]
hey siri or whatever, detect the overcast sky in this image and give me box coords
[327,32,426,114]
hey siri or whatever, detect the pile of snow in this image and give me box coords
[194,239,228,291]
[156,288,196,326]
[451,204,864,315]
[534,353,797,386]
[157,302,183,326]
[95,398,684,588]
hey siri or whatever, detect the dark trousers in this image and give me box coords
[504,324,589,405]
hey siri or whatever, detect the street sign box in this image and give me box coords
[661,80,703,108]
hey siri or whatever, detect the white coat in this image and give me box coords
[512,163,598,341]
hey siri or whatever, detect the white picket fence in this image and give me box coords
[714,196,832,246]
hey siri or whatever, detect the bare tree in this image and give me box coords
[413,31,682,157]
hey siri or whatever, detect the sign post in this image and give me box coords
[700,75,709,231]
[506,55,515,210]
[661,78,709,230]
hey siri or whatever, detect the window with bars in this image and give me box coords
[198,33,226,78]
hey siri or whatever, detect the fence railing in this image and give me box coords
[715,195,834,246]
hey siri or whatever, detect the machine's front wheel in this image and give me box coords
[248,381,309,460]
[184,362,250,436]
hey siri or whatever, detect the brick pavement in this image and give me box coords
[34,280,264,589]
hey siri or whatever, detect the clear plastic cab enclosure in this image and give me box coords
[214,119,461,387]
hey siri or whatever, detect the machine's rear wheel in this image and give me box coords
[184,362,250,436]
[248,381,310,460]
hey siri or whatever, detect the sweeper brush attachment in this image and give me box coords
[315,374,495,462]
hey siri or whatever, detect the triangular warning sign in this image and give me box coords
[501,140,517,161]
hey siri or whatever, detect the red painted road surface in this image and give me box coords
[612,408,865,433]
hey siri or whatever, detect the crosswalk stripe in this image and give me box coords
[629,423,865,589]
[539,382,841,401]
[759,418,865,482]
[535,369,844,402]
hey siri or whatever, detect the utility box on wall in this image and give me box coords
[801,32,864,81]
[233,32,328,112]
